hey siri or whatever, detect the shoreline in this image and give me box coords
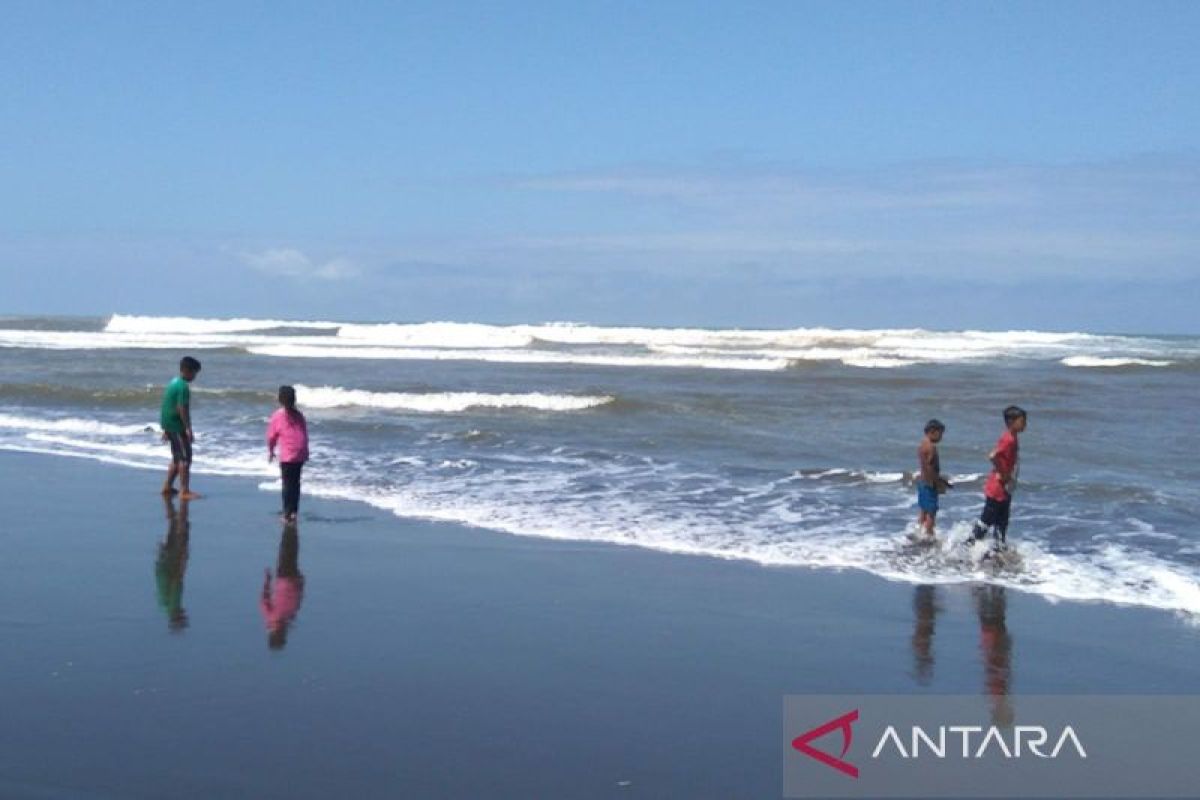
[2,450,1197,798]
[4,441,1196,621]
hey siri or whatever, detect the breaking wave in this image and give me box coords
[0,315,1187,372]
[293,384,615,413]
[247,344,791,371]
[336,322,534,349]
[0,412,154,437]
[106,314,340,334]
[1061,356,1173,368]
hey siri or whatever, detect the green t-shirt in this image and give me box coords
[160,376,191,433]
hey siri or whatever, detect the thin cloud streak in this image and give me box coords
[520,171,1034,211]
[237,248,360,281]
[507,157,1200,278]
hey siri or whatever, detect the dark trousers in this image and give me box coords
[280,462,303,515]
[977,496,1012,540]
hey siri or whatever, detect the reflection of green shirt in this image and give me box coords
[160,376,190,433]
[155,554,184,617]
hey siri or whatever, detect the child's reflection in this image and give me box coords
[910,585,939,685]
[975,584,1014,726]
[261,522,305,650]
[155,497,190,632]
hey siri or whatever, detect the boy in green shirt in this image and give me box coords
[161,356,201,498]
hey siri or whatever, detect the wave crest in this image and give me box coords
[293,384,614,413]
[1061,356,1172,368]
[0,412,153,436]
[105,314,340,334]
[337,322,534,349]
[0,315,1186,372]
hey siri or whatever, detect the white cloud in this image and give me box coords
[238,247,359,281]
[519,166,1037,211]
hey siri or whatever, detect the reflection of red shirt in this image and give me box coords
[984,431,1018,502]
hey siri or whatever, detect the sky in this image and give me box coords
[1,1,1198,332]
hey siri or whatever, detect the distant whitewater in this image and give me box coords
[1,314,1198,619]
[293,385,614,413]
[0,314,1192,372]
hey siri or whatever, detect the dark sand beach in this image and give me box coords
[1,451,1196,799]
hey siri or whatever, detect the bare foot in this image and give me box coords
[179,491,202,500]
[161,486,178,496]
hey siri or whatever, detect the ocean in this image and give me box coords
[2,314,1197,617]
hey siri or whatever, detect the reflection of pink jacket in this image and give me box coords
[261,575,304,632]
[267,409,309,464]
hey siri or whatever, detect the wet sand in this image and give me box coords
[0,451,1195,798]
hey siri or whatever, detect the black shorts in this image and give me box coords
[980,496,1011,534]
[165,431,192,464]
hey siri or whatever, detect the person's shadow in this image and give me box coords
[974,584,1014,726]
[910,585,940,686]
[155,496,190,632]
[261,522,306,650]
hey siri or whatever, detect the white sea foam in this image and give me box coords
[86,314,1127,362]
[289,472,1200,618]
[649,343,919,367]
[0,443,169,471]
[5,415,1197,618]
[24,433,175,460]
[337,322,534,349]
[648,331,1176,368]
[839,356,918,369]
[532,324,1106,354]
[524,322,791,348]
[293,384,614,413]
[982,537,1200,616]
[0,412,153,436]
[1061,356,1172,368]
[0,328,356,352]
[795,468,907,484]
[1,316,1193,371]
[864,471,906,483]
[0,330,227,351]
[248,344,790,371]
[105,314,340,334]
[9,433,273,476]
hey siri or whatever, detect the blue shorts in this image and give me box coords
[916,481,939,514]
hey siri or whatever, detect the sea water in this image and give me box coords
[1,314,1197,616]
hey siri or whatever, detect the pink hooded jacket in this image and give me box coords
[267,408,309,464]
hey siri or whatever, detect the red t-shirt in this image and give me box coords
[984,431,1019,502]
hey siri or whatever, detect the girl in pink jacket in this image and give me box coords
[267,385,309,522]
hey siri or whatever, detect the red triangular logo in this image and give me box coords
[791,709,860,778]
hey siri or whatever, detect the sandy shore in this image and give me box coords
[0,451,1195,798]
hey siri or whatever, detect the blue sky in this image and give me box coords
[1,1,1197,331]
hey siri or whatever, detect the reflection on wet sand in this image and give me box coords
[907,583,1014,723]
[910,585,940,685]
[155,497,190,632]
[261,522,305,650]
[975,584,1013,725]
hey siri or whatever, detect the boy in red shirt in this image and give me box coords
[971,405,1027,550]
